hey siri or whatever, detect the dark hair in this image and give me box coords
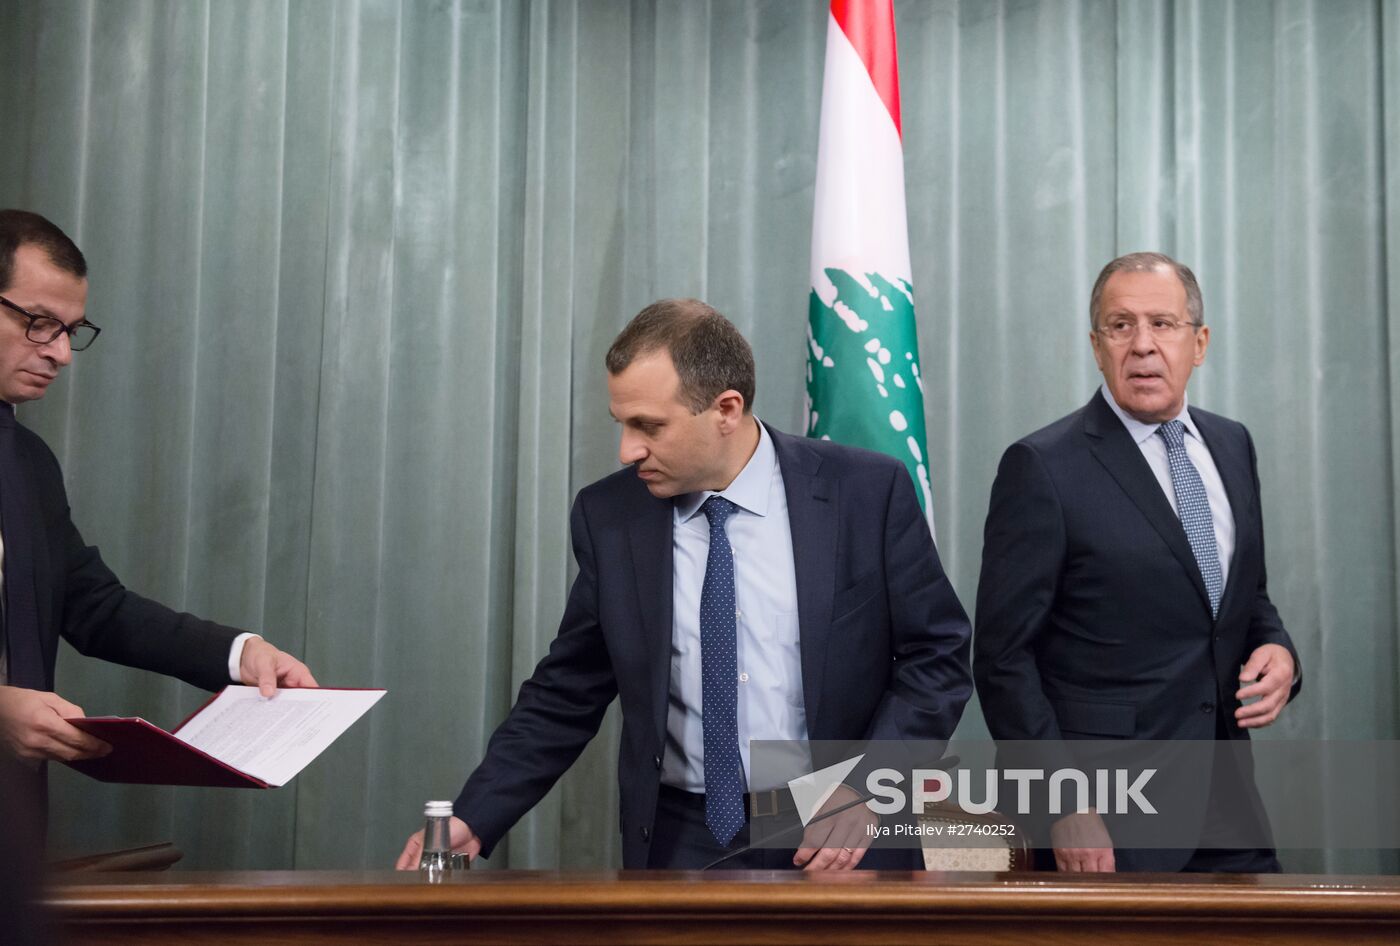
[606,299,756,414]
[1089,251,1203,328]
[0,210,87,292]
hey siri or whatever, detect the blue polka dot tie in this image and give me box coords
[700,495,745,846]
[1157,420,1223,618]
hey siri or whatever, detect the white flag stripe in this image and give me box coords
[809,14,912,294]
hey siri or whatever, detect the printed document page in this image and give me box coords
[174,687,385,787]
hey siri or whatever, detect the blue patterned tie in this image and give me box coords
[699,495,745,846]
[1157,420,1223,617]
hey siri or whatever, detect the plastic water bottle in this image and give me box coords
[418,800,457,880]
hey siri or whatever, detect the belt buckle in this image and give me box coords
[749,789,782,819]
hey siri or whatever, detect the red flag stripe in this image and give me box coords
[830,0,902,138]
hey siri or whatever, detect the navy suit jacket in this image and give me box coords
[456,423,973,868]
[3,419,241,821]
[973,391,1300,870]
[12,422,241,694]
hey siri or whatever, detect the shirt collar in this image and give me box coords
[674,418,774,523]
[1099,382,1200,446]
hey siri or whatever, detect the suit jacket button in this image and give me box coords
[1200,702,1215,714]
[653,754,662,770]
[641,826,651,842]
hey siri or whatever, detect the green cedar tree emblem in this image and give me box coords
[806,267,929,510]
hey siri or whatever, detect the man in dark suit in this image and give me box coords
[398,299,972,870]
[974,252,1300,873]
[0,210,316,803]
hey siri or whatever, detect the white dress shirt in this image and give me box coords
[1100,384,1235,586]
[662,421,809,793]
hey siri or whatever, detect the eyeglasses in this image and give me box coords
[1095,316,1198,344]
[0,295,101,351]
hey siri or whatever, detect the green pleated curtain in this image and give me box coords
[0,0,1395,873]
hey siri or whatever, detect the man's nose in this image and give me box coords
[41,331,73,367]
[619,430,647,465]
[1129,323,1158,355]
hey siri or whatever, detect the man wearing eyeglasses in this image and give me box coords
[973,252,1301,873]
[0,210,317,814]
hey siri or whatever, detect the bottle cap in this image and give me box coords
[424,800,454,818]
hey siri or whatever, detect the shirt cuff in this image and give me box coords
[228,632,261,683]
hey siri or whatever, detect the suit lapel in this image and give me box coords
[27,439,53,672]
[1190,408,1253,620]
[1083,391,1213,616]
[628,489,675,749]
[0,409,47,689]
[767,425,836,735]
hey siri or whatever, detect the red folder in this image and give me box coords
[62,686,384,788]
[65,716,270,788]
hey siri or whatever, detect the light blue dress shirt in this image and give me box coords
[662,421,809,793]
[1100,383,1235,584]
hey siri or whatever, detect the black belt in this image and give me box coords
[658,784,799,820]
[747,787,798,819]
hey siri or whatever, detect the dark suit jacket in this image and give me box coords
[455,423,973,868]
[10,421,241,694]
[973,390,1300,870]
[2,419,242,826]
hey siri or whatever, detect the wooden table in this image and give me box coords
[44,869,1400,945]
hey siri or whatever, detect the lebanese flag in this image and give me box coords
[805,0,934,536]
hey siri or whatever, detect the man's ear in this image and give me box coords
[713,389,746,432]
[1192,324,1210,366]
